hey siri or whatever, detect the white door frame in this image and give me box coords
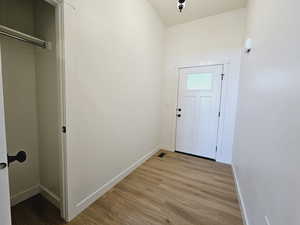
[46,0,68,220]
[174,63,230,163]
[32,0,69,219]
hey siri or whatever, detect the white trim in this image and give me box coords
[42,0,68,220]
[40,185,60,209]
[41,0,68,220]
[69,146,160,221]
[54,1,68,220]
[10,184,61,209]
[10,185,40,206]
[232,166,250,225]
[175,61,230,70]
[215,64,230,164]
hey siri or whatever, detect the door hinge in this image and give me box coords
[218,111,221,117]
[221,74,224,80]
[216,146,218,152]
[62,126,66,133]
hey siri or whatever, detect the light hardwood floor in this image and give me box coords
[11,150,243,225]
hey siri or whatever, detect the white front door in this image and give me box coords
[176,65,223,159]
[0,44,12,225]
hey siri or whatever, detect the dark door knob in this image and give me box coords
[177,114,181,118]
[0,162,7,169]
[8,151,27,166]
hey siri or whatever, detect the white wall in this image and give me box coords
[0,0,40,201]
[233,0,300,225]
[161,9,246,163]
[63,0,164,219]
[35,0,60,201]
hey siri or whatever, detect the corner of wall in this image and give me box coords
[232,165,250,225]
[40,184,61,208]
[159,144,174,152]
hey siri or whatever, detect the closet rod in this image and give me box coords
[0,25,50,49]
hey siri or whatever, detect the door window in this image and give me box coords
[186,73,212,90]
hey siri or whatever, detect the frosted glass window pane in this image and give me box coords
[187,74,212,90]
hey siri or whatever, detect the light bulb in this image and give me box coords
[177,2,186,12]
[177,0,186,13]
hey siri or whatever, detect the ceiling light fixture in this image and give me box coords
[177,0,186,13]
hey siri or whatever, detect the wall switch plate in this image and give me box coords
[265,216,271,225]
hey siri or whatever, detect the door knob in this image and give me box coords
[8,151,27,166]
[0,162,7,169]
[177,114,181,118]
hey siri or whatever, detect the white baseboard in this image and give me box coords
[10,184,40,206]
[10,184,60,209]
[70,146,160,221]
[40,185,60,209]
[216,157,232,165]
[232,165,250,225]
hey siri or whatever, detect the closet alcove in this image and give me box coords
[0,0,64,218]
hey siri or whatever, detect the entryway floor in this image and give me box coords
[11,150,243,225]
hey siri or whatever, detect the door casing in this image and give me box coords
[175,64,223,159]
[174,63,230,163]
[46,0,68,220]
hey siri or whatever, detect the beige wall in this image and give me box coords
[233,0,300,224]
[161,9,246,163]
[63,0,164,219]
[35,0,60,200]
[0,0,40,200]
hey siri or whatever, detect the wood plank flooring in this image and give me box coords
[11,150,243,225]
[11,194,64,225]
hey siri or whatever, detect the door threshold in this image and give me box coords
[175,151,216,162]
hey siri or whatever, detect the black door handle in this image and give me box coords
[0,162,7,169]
[8,151,27,166]
[177,114,181,118]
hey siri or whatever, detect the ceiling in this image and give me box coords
[147,0,247,26]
